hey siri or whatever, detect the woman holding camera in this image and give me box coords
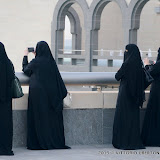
[23,41,70,150]
[0,42,15,155]
[112,44,145,150]
[141,48,160,146]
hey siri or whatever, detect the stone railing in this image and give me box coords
[57,49,158,72]
[16,72,118,86]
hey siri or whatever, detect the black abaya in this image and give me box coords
[22,41,70,150]
[0,42,15,155]
[141,49,160,146]
[112,44,145,150]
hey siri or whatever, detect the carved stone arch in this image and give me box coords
[51,0,88,61]
[128,0,150,44]
[66,8,82,55]
[89,0,127,69]
[90,0,127,30]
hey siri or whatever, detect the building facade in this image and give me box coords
[0,0,160,72]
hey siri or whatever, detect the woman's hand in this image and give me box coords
[24,49,29,56]
[144,58,150,66]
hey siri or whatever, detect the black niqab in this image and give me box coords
[0,42,14,102]
[35,41,52,58]
[35,41,67,110]
[112,44,145,150]
[23,41,69,149]
[123,44,144,106]
[0,42,14,155]
[141,47,160,146]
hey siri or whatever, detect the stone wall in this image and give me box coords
[12,91,149,147]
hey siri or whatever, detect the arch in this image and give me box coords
[128,0,150,44]
[66,7,82,55]
[51,0,154,71]
[51,0,88,61]
[90,0,127,30]
[89,0,127,70]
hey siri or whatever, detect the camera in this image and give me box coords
[149,60,154,65]
[28,47,34,52]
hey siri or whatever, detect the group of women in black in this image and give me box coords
[112,44,160,150]
[0,41,70,156]
[0,41,160,156]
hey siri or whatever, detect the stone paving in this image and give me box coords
[0,145,160,160]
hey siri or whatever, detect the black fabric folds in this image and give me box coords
[116,44,144,107]
[36,41,67,111]
[141,48,160,146]
[23,41,69,150]
[0,42,15,102]
[23,41,67,111]
[0,42,14,156]
[112,44,145,150]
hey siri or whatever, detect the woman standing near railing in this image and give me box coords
[0,42,15,155]
[22,41,70,150]
[141,48,160,146]
[112,44,145,150]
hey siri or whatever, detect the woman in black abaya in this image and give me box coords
[0,42,15,155]
[112,44,145,150]
[22,41,70,150]
[141,48,160,146]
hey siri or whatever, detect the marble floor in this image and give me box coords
[0,145,160,160]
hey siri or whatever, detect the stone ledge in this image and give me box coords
[13,91,150,110]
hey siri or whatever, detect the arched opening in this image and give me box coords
[52,0,86,71]
[137,0,160,61]
[129,0,150,44]
[91,1,124,72]
[64,15,72,54]
[63,15,72,65]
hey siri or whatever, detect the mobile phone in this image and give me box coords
[28,47,34,52]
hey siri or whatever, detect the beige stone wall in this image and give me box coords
[0,0,58,71]
[13,91,150,110]
[138,0,160,51]
[98,2,124,51]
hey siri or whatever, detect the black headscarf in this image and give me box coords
[0,42,14,102]
[35,41,53,59]
[35,41,67,110]
[123,44,144,107]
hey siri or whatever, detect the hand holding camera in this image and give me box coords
[24,47,35,56]
[144,58,150,66]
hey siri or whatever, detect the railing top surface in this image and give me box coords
[16,72,117,86]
